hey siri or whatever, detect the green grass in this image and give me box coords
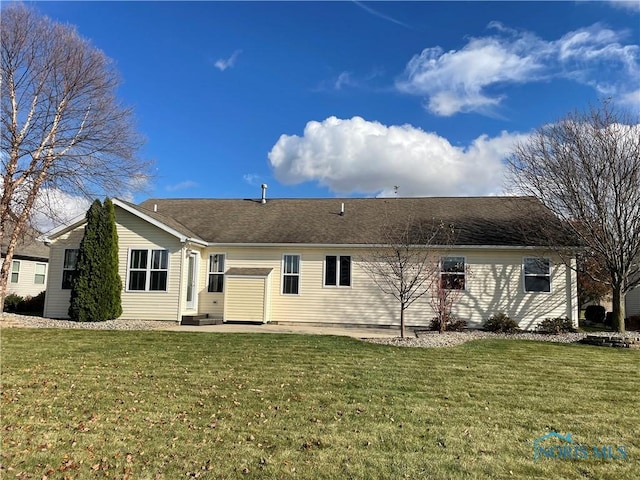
[1,329,638,479]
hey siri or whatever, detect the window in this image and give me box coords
[34,263,46,285]
[128,249,169,291]
[325,255,351,287]
[207,254,225,292]
[440,257,465,290]
[524,257,551,293]
[282,254,300,294]
[62,249,79,289]
[10,261,20,283]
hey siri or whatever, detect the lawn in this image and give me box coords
[1,329,638,479]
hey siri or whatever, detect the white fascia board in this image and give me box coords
[111,199,208,246]
[202,242,559,250]
[43,214,88,242]
[44,199,207,247]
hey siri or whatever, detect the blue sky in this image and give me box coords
[25,1,640,210]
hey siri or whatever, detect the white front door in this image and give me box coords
[185,253,198,311]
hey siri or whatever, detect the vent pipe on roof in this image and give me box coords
[340,202,345,216]
[153,204,157,212]
[261,184,268,204]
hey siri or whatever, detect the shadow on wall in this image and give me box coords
[457,263,568,330]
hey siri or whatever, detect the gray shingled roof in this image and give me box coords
[1,224,49,260]
[134,197,576,247]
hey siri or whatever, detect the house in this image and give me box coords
[627,287,640,317]
[2,229,49,299]
[43,195,579,330]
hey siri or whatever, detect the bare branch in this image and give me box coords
[0,4,152,309]
[507,99,640,332]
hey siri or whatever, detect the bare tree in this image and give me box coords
[359,213,451,338]
[1,4,150,310]
[507,100,640,332]
[430,257,467,333]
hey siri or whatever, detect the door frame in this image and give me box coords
[185,251,199,311]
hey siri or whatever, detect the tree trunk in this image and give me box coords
[400,303,405,338]
[0,255,12,312]
[611,285,626,333]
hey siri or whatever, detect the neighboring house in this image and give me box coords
[43,196,579,330]
[627,287,640,317]
[2,230,49,299]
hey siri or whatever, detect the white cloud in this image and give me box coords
[165,180,199,192]
[214,50,242,71]
[396,23,640,116]
[268,116,527,197]
[33,188,92,233]
[605,0,640,12]
[243,173,261,186]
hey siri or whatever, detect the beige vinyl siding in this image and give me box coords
[43,228,85,318]
[4,257,47,298]
[225,276,267,322]
[197,252,224,319]
[195,246,575,329]
[45,206,184,321]
[116,208,183,321]
[627,287,640,317]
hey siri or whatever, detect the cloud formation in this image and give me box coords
[268,116,527,197]
[396,22,640,116]
[214,50,242,71]
[165,180,199,192]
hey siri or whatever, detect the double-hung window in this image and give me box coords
[282,254,300,294]
[325,255,351,287]
[207,254,225,293]
[440,256,466,290]
[128,249,169,291]
[34,263,46,285]
[10,260,20,283]
[524,257,551,293]
[62,249,79,289]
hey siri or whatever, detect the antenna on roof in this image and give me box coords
[393,186,400,198]
[261,184,268,204]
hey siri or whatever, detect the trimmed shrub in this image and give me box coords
[483,313,520,333]
[18,291,46,314]
[429,317,468,332]
[626,315,640,331]
[3,293,24,312]
[538,317,576,334]
[584,305,606,324]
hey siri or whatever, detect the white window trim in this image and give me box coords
[34,262,47,285]
[207,253,226,293]
[523,256,552,294]
[10,260,20,283]
[440,256,466,291]
[281,253,301,295]
[125,247,170,293]
[323,254,352,288]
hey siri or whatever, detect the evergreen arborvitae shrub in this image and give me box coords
[69,198,122,321]
[101,198,123,319]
